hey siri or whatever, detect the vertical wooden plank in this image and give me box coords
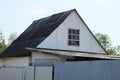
[0,67,25,80]
[35,66,53,80]
[25,67,34,80]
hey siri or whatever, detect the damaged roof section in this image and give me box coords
[26,48,120,60]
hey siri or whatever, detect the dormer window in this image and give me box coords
[68,29,80,46]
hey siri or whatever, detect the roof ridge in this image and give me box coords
[35,9,75,21]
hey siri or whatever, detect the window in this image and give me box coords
[33,59,57,66]
[68,29,80,46]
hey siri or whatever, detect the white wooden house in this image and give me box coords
[0,9,119,67]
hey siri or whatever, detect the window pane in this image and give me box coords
[68,29,80,46]
[68,40,79,46]
[75,36,79,40]
[68,40,71,45]
[68,35,71,39]
[33,59,57,66]
[72,36,75,39]
[69,29,72,34]
[72,30,75,34]
[76,30,79,34]
[75,41,79,45]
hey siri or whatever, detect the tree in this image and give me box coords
[116,45,120,55]
[107,47,116,55]
[0,30,18,53]
[8,33,18,45]
[95,33,116,55]
[0,30,6,53]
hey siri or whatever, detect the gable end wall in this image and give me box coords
[37,11,106,54]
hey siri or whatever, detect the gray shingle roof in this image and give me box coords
[0,9,75,58]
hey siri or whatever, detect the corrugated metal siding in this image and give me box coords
[54,60,120,80]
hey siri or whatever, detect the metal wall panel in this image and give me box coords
[54,60,120,80]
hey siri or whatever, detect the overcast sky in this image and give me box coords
[0,0,120,46]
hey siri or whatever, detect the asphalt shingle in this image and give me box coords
[0,9,74,58]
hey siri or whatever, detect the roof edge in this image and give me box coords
[26,47,120,60]
[73,9,108,54]
[26,47,106,54]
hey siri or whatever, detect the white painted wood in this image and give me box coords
[35,66,53,80]
[0,66,53,80]
[25,67,34,80]
[1,57,30,67]
[0,67,25,80]
[37,11,106,54]
[0,51,66,67]
[31,51,66,64]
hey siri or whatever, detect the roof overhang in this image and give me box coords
[26,47,120,60]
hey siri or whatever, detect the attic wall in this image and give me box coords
[37,11,106,54]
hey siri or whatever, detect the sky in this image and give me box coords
[0,0,120,46]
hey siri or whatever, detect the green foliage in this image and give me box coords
[107,47,116,55]
[0,40,6,53]
[95,33,116,55]
[0,30,18,53]
[0,31,6,53]
[116,45,120,55]
[95,33,111,50]
[8,33,18,45]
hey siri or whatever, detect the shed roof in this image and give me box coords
[27,48,120,60]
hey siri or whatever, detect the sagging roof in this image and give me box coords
[0,9,74,58]
[27,48,120,60]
